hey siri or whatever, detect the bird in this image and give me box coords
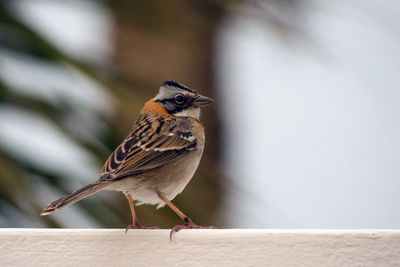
[40,80,215,237]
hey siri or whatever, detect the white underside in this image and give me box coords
[106,148,203,208]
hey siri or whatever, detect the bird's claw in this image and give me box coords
[169,221,216,240]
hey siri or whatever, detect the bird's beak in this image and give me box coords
[194,95,214,106]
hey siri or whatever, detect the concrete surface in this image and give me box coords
[0,229,399,266]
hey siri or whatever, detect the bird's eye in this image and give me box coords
[174,94,186,105]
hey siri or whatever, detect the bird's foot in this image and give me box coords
[170,218,216,240]
[125,223,160,233]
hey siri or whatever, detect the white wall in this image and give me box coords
[1,229,399,266]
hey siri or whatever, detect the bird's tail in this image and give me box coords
[40,181,111,216]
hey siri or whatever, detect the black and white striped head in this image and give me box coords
[154,80,214,119]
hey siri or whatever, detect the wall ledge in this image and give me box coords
[1,229,399,266]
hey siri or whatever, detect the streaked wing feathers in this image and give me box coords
[100,114,196,180]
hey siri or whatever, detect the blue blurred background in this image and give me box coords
[0,0,399,229]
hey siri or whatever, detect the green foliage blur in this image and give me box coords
[0,0,225,228]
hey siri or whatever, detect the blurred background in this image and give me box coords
[0,0,399,229]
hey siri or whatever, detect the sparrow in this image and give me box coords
[41,80,215,237]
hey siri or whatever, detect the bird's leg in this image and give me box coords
[157,192,216,240]
[125,193,140,230]
[124,192,159,232]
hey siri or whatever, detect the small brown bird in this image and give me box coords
[41,80,215,236]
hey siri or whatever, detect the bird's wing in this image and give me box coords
[99,114,196,181]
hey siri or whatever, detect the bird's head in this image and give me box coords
[154,80,214,119]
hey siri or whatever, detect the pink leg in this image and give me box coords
[124,193,159,232]
[157,192,216,240]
